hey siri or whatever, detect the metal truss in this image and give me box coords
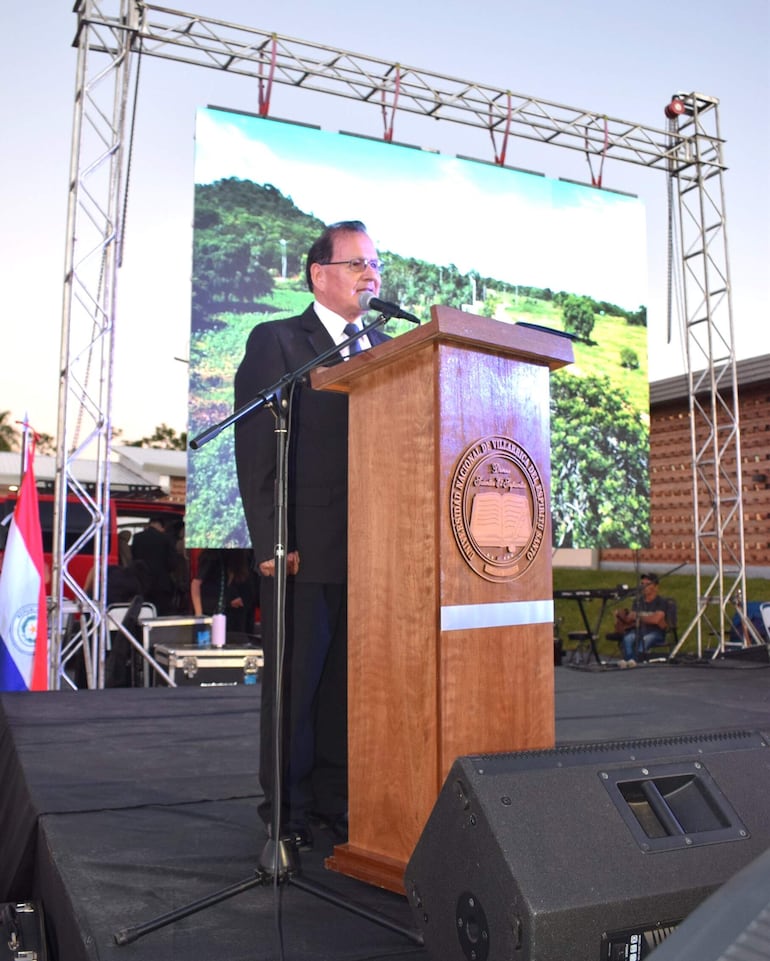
[81,3,722,176]
[52,0,749,686]
[51,0,140,688]
[666,95,756,657]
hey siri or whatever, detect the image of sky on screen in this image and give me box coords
[194,107,647,311]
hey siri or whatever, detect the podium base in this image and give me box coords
[325,843,407,896]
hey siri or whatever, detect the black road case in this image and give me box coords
[152,644,263,687]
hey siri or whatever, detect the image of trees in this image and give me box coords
[187,178,651,550]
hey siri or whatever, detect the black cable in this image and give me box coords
[118,33,144,269]
[665,116,676,347]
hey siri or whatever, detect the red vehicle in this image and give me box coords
[0,493,185,596]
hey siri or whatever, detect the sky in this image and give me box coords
[1,0,768,442]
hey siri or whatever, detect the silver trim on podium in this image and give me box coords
[440,599,554,632]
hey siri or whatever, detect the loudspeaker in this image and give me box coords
[405,731,770,961]
[647,844,770,959]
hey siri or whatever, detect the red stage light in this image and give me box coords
[664,98,686,119]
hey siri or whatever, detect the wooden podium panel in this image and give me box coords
[312,306,573,892]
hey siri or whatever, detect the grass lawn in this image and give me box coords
[553,566,770,659]
[501,297,650,413]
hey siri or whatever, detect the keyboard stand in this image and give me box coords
[559,595,614,666]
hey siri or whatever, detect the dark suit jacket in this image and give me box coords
[234,303,389,584]
[129,525,176,595]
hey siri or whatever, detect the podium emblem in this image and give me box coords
[450,435,546,581]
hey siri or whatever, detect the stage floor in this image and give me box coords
[1,656,769,961]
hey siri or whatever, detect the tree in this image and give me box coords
[620,347,640,370]
[561,295,596,341]
[192,230,274,325]
[36,433,56,456]
[550,372,650,549]
[191,178,334,327]
[125,423,187,450]
[0,411,19,452]
[481,290,501,318]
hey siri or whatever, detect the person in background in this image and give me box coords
[129,515,178,615]
[614,572,669,668]
[163,516,190,614]
[190,548,258,638]
[234,220,389,849]
[117,529,133,567]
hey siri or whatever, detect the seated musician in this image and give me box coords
[613,573,668,668]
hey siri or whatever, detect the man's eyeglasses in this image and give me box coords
[319,258,384,273]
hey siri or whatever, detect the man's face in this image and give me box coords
[310,230,382,322]
[641,578,658,599]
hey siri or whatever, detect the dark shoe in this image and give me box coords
[287,825,314,852]
[267,821,314,852]
[307,809,348,842]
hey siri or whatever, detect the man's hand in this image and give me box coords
[258,551,300,577]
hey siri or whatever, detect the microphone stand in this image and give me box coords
[113,313,422,949]
[632,582,644,657]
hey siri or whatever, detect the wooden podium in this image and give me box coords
[312,305,573,893]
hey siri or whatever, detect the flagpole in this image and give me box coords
[18,414,31,486]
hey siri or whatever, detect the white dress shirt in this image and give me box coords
[314,301,371,358]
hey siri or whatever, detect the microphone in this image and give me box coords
[358,291,420,324]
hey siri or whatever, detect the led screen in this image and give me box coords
[187,107,650,550]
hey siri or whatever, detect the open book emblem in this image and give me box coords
[450,436,547,581]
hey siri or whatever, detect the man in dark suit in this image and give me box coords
[129,515,177,616]
[234,220,389,848]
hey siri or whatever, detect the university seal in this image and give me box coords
[450,436,547,581]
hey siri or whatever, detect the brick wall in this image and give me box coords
[600,373,770,569]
